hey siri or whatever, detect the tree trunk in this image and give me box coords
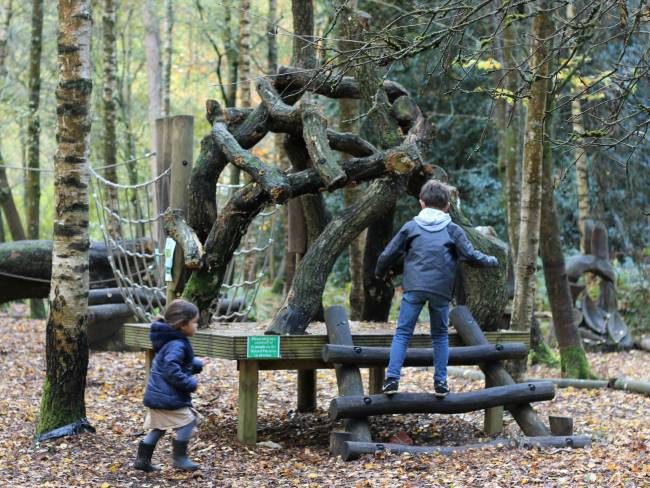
[37,0,94,438]
[267,177,404,335]
[0,157,24,241]
[116,3,144,237]
[162,0,173,117]
[26,0,45,319]
[267,0,277,75]
[496,10,521,259]
[566,3,590,254]
[143,0,162,176]
[224,3,238,107]
[339,0,365,320]
[102,0,120,240]
[509,1,552,380]
[449,202,509,329]
[361,203,396,321]
[231,0,251,186]
[287,0,328,293]
[0,1,21,242]
[351,8,402,322]
[540,102,593,379]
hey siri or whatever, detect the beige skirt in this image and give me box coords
[143,407,199,431]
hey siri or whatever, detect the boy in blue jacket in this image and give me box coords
[375,180,498,397]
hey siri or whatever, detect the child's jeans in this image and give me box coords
[386,290,450,383]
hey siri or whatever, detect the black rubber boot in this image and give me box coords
[172,439,199,471]
[133,441,160,472]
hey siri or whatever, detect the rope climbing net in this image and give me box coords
[89,163,277,323]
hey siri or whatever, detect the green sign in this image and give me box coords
[246,336,281,359]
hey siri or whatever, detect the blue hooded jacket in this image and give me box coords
[375,208,498,300]
[143,320,203,410]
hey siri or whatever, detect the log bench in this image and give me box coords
[124,321,530,445]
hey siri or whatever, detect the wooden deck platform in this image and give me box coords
[124,321,529,445]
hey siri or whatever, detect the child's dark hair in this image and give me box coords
[419,180,451,209]
[164,299,199,330]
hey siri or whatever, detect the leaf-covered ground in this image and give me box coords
[0,313,648,487]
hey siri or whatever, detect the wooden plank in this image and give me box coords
[237,360,259,445]
[124,323,531,362]
[325,307,372,442]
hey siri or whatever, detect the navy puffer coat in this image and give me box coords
[143,320,203,410]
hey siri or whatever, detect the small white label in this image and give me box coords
[164,237,176,282]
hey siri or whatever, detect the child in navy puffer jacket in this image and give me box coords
[133,299,204,472]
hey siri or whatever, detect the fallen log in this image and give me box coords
[87,303,135,351]
[334,435,591,461]
[526,377,608,389]
[329,382,555,421]
[321,343,528,366]
[457,368,650,394]
[450,306,551,436]
[0,239,151,303]
[609,377,650,396]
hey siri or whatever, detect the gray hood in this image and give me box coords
[413,207,452,232]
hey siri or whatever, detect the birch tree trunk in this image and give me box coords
[162,0,173,116]
[143,0,162,176]
[26,0,45,318]
[102,0,120,239]
[37,0,94,437]
[339,0,365,320]
[509,2,553,380]
[0,0,23,242]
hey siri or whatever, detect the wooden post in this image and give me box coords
[450,306,551,436]
[297,370,317,412]
[155,115,194,303]
[484,376,504,434]
[325,306,372,442]
[368,367,384,395]
[237,360,259,445]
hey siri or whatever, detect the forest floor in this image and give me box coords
[0,311,649,487]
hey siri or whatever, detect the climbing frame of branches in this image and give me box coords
[177,65,434,330]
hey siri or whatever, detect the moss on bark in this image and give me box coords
[560,345,597,379]
[530,342,560,367]
[36,379,86,435]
